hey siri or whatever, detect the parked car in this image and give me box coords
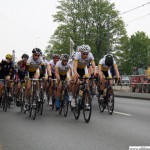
[121,75,130,86]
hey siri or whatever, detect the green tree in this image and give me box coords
[47,0,127,64]
[117,31,150,74]
[129,31,150,68]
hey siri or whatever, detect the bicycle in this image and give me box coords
[0,79,11,112]
[24,79,39,120]
[98,77,115,115]
[19,79,26,112]
[59,80,69,117]
[37,78,45,115]
[47,78,57,109]
[74,77,95,123]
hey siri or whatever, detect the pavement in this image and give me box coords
[113,85,150,100]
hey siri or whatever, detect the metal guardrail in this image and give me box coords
[114,75,150,92]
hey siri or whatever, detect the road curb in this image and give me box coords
[114,92,150,100]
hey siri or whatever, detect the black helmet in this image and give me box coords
[105,54,113,67]
[22,54,29,59]
[32,48,41,54]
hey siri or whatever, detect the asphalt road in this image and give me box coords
[0,97,150,150]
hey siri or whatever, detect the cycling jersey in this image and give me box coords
[49,60,56,73]
[0,60,14,78]
[16,60,27,80]
[43,59,49,67]
[26,56,44,72]
[98,56,116,77]
[16,60,26,72]
[74,52,94,69]
[55,60,70,76]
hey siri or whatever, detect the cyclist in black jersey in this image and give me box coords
[0,54,14,106]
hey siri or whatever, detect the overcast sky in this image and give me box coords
[0,0,150,60]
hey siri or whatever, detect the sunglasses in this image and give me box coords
[82,53,89,56]
[34,54,40,57]
[63,60,68,62]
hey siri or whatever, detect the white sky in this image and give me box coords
[0,0,150,60]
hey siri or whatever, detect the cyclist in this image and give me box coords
[0,54,14,106]
[48,54,60,106]
[15,54,29,106]
[68,52,76,101]
[55,54,71,110]
[98,54,120,97]
[71,45,97,107]
[24,48,45,110]
[39,54,52,100]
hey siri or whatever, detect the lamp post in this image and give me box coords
[107,16,110,54]
[69,37,75,56]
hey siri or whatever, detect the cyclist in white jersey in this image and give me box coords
[98,54,120,97]
[48,54,60,105]
[55,54,71,110]
[71,45,97,107]
[24,48,45,110]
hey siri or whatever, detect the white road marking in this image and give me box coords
[113,111,132,116]
[104,110,132,116]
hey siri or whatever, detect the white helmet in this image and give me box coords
[80,45,91,53]
[60,54,69,60]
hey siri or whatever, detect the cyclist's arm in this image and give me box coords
[73,60,78,76]
[91,60,96,75]
[98,64,103,78]
[113,64,120,78]
[47,64,52,76]
[55,67,60,80]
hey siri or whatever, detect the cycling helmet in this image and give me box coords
[105,54,113,67]
[22,54,29,59]
[6,54,12,59]
[53,54,60,59]
[71,52,76,59]
[60,54,69,60]
[32,48,41,55]
[80,45,91,53]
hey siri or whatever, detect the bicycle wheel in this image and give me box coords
[31,106,37,120]
[98,97,105,113]
[39,90,44,115]
[106,87,114,115]
[59,97,63,115]
[2,98,7,112]
[29,91,37,120]
[2,91,8,112]
[83,90,92,123]
[73,91,80,120]
[20,90,25,112]
[52,95,55,109]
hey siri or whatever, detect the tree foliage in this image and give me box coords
[117,31,150,74]
[47,0,127,63]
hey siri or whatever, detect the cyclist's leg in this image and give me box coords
[49,73,55,105]
[0,77,4,106]
[34,69,40,102]
[24,72,33,109]
[55,79,62,110]
[71,68,85,107]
